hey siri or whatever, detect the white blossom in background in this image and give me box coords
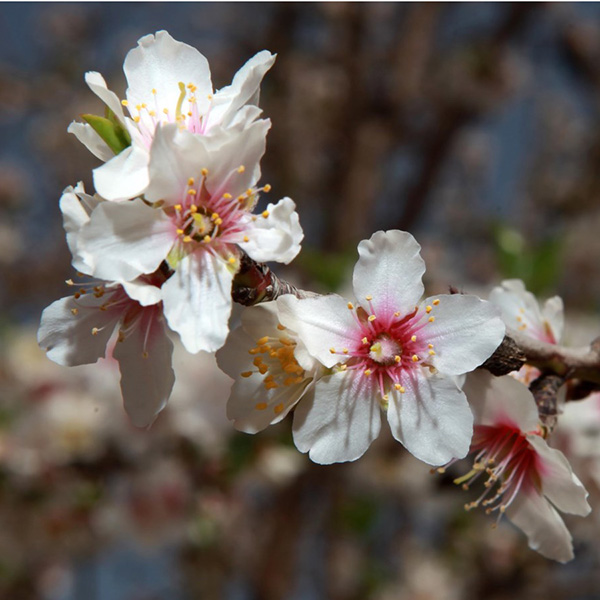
[217,301,322,433]
[69,30,275,202]
[489,279,563,343]
[38,184,175,427]
[78,122,303,354]
[456,370,590,563]
[276,230,505,465]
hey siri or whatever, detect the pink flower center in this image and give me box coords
[454,423,542,524]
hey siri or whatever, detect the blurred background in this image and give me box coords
[2,2,600,599]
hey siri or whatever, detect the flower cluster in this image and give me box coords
[38,30,598,564]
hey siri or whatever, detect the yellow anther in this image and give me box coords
[174,204,182,211]
[412,355,419,362]
[121,99,129,106]
[382,394,389,401]
[428,316,435,323]
[91,327,99,336]
[241,371,253,378]
[433,299,440,306]
[428,343,434,348]
[366,295,373,301]
[243,236,249,242]
[163,108,169,114]
[426,305,432,313]
[189,204,197,213]
[228,257,236,265]
[364,369,372,376]
[277,324,286,331]
[71,308,78,316]
[429,350,436,356]
[362,337,369,345]
[262,210,270,218]
[187,189,196,195]
[141,103,147,109]
[135,104,142,111]
[152,88,157,95]
[215,218,223,226]
[223,193,232,199]
[246,188,253,196]
[142,351,149,359]
[201,168,208,177]
[187,111,192,117]
[329,347,336,354]
[411,335,417,342]
[187,177,195,186]
[394,311,400,317]
[237,165,245,173]
[183,236,192,243]
[255,402,267,411]
[343,348,349,354]
[274,403,284,414]
[148,110,156,116]
[394,355,401,363]
[203,235,211,243]
[257,336,270,345]
[263,184,271,192]
[347,302,354,310]
[368,315,376,322]
[133,116,141,123]
[176,228,184,235]
[339,364,347,371]
[66,279,74,286]
[394,384,405,393]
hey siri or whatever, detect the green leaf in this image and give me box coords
[82,113,131,155]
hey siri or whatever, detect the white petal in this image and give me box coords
[80,198,174,282]
[84,71,126,123]
[207,50,276,128]
[292,370,381,464]
[124,31,212,117]
[93,144,150,202]
[59,183,100,273]
[240,197,303,264]
[121,279,162,307]
[161,250,234,353]
[527,435,591,516]
[463,371,540,431]
[67,122,113,162]
[542,296,564,343]
[419,294,505,375]
[386,372,473,466]
[277,294,358,368]
[353,230,425,318]
[506,490,575,563]
[218,327,311,433]
[113,307,174,427]
[38,295,119,367]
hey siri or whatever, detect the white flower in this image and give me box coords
[69,30,275,202]
[276,230,505,465]
[457,371,590,563]
[79,123,303,354]
[489,279,563,344]
[38,186,175,427]
[216,301,322,433]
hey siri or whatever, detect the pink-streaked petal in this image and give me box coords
[113,307,174,427]
[161,250,234,353]
[277,294,358,369]
[387,372,473,466]
[353,230,425,318]
[506,490,575,563]
[418,294,505,375]
[124,31,212,117]
[67,122,114,162]
[37,295,119,367]
[206,50,276,128]
[240,197,303,264]
[526,435,591,517]
[93,143,150,202]
[463,371,540,431]
[84,71,126,123]
[292,370,381,465]
[80,198,174,282]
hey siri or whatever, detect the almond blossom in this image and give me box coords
[69,30,275,202]
[38,184,174,427]
[216,301,322,433]
[455,370,590,563]
[78,122,303,354]
[276,230,505,465]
